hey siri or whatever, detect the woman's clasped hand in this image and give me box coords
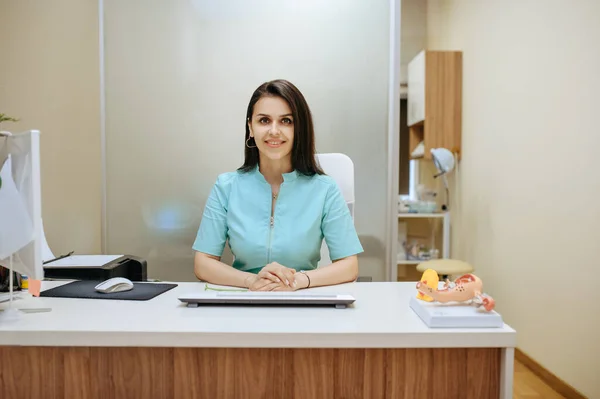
[245,262,300,291]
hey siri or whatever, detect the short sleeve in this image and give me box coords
[321,180,364,261]
[192,175,230,256]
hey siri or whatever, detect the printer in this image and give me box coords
[43,255,147,281]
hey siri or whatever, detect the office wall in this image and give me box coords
[0,0,101,255]
[103,0,392,281]
[427,1,600,397]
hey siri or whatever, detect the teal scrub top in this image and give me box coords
[192,165,363,274]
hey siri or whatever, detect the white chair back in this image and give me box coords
[315,153,355,266]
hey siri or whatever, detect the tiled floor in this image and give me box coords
[514,359,565,398]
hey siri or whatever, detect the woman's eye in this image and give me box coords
[259,117,269,124]
[282,118,293,125]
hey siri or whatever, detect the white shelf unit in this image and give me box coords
[397,260,422,265]
[397,212,450,264]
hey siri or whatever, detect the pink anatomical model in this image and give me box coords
[416,273,496,312]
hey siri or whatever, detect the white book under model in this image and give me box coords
[409,295,504,328]
[178,291,356,309]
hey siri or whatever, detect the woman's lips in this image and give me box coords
[265,140,285,148]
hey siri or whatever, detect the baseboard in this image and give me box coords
[515,348,587,399]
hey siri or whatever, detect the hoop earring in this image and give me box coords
[246,137,257,148]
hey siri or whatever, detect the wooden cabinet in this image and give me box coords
[406,50,462,160]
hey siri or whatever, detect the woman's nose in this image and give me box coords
[269,122,281,134]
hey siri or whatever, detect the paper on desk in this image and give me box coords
[41,220,55,261]
[0,293,51,313]
[0,291,24,303]
[0,156,35,261]
[44,254,123,268]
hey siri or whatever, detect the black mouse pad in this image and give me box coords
[40,280,178,301]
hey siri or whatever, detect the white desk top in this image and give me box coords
[0,281,516,348]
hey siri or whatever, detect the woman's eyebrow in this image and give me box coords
[256,113,293,118]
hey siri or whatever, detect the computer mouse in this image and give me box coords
[94,277,134,293]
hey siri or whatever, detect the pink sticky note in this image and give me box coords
[28,279,41,297]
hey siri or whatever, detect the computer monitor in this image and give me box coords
[0,130,44,280]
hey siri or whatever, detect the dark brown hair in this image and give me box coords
[238,79,324,176]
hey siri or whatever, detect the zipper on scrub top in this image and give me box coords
[267,190,278,263]
[268,216,274,262]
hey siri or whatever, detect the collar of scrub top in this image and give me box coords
[251,165,299,184]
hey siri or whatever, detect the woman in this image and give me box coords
[193,79,363,291]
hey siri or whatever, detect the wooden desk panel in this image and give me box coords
[0,346,500,399]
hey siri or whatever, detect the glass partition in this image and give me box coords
[104,0,392,281]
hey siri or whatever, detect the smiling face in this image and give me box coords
[240,79,324,177]
[248,95,294,162]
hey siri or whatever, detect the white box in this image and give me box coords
[409,295,504,328]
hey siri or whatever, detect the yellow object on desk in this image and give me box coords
[21,275,29,289]
[416,269,439,302]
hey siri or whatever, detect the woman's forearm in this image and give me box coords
[194,251,254,288]
[298,255,359,288]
